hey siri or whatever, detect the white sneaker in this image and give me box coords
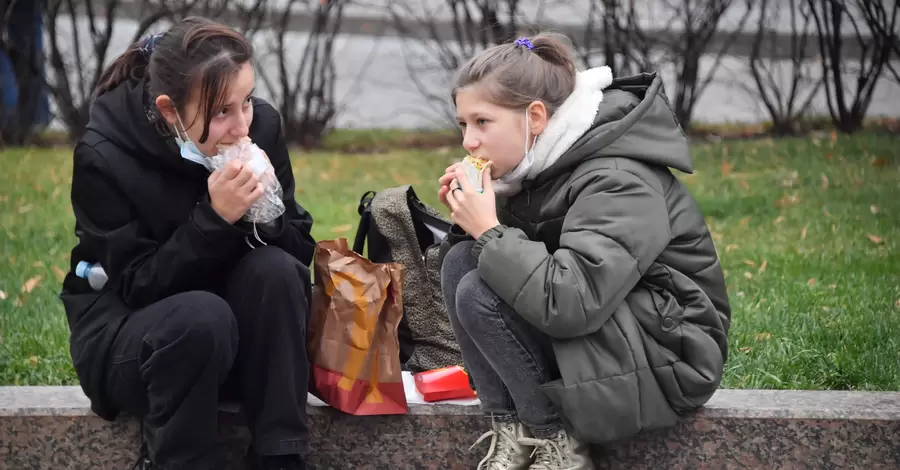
[471,421,537,470]
[520,428,594,470]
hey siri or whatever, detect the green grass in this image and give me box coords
[1,133,898,389]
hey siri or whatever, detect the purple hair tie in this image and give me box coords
[515,37,534,50]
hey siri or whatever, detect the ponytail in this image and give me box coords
[93,34,161,98]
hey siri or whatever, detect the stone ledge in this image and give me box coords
[2,387,899,469]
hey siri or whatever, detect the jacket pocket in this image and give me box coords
[541,368,679,444]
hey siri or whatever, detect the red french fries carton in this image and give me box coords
[413,365,477,402]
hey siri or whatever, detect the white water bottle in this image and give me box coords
[75,261,108,291]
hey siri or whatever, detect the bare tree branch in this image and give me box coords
[807,0,894,133]
[258,0,348,147]
[745,0,823,134]
[385,0,529,125]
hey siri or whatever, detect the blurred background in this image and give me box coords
[1,0,899,148]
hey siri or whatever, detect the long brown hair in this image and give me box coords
[94,17,253,143]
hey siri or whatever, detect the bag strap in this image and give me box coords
[352,190,376,255]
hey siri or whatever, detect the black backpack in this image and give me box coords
[353,186,464,372]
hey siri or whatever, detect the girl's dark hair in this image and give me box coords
[451,33,577,116]
[94,17,253,143]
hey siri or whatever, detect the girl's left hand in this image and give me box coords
[446,164,500,239]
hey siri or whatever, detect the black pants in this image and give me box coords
[104,246,312,468]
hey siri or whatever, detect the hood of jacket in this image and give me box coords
[532,71,694,188]
[85,77,206,176]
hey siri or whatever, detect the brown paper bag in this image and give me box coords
[308,238,408,415]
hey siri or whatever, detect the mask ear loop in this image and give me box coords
[244,222,268,249]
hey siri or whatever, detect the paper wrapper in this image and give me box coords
[308,238,408,415]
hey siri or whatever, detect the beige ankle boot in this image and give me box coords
[520,428,594,470]
[470,421,536,470]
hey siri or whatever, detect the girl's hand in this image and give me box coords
[446,163,499,239]
[438,162,462,209]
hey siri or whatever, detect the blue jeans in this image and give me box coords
[441,241,564,438]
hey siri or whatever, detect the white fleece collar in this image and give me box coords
[493,66,613,197]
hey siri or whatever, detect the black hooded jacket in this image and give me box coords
[60,77,316,419]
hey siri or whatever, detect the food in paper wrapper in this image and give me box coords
[460,155,488,193]
[209,137,285,224]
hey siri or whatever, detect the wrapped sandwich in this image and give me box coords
[460,155,489,193]
[208,137,285,224]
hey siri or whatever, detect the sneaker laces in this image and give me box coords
[519,435,567,469]
[470,423,521,470]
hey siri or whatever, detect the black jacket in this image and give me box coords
[60,77,316,420]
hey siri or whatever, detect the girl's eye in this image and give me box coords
[476,119,487,126]
[243,96,252,106]
[216,108,229,118]
[458,122,467,128]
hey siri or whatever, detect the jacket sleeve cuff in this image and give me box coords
[471,225,505,259]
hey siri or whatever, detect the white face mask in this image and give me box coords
[173,112,214,171]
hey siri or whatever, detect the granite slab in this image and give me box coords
[1,386,899,469]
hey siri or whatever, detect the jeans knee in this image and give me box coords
[164,291,238,366]
[454,270,497,331]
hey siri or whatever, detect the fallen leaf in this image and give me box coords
[829,284,837,289]
[807,278,817,287]
[28,356,39,368]
[742,260,757,267]
[739,346,753,353]
[726,244,739,252]
[822,306,830,312]
[739,217,750,227]
[710,231,724,242]
[319,172,332,181]
[823,209,832,218]
[801,226,808,240]
[774,215,786,225]
[830,130,837,144]
[331,224,353,234]
[739,178,750,190]
[0,290,6,300]
[867,234,884,245]
[820,174,829,190]
[870,205,880,215]
[758,260,768,274]
[52,265,67,282]
[737,291,745,298]
[755,332,772,341]
[721,160,733,178]
[775,193,799,208]
[0,194,8,202]
[743,272,754,279]
[52,187,62,200]
[18,204,34,214]
[21,276,42,294]
[871,157,887,167]
[895,298,900,309]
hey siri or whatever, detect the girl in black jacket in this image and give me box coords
[60,17,315,470]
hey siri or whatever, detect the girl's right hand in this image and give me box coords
[438,162,462,208]
[208,160,264,224]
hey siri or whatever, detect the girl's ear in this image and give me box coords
[155,95,178,126]
[527,101,549,136]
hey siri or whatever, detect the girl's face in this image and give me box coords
[157,62,256,156]
[455,85,547,179]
